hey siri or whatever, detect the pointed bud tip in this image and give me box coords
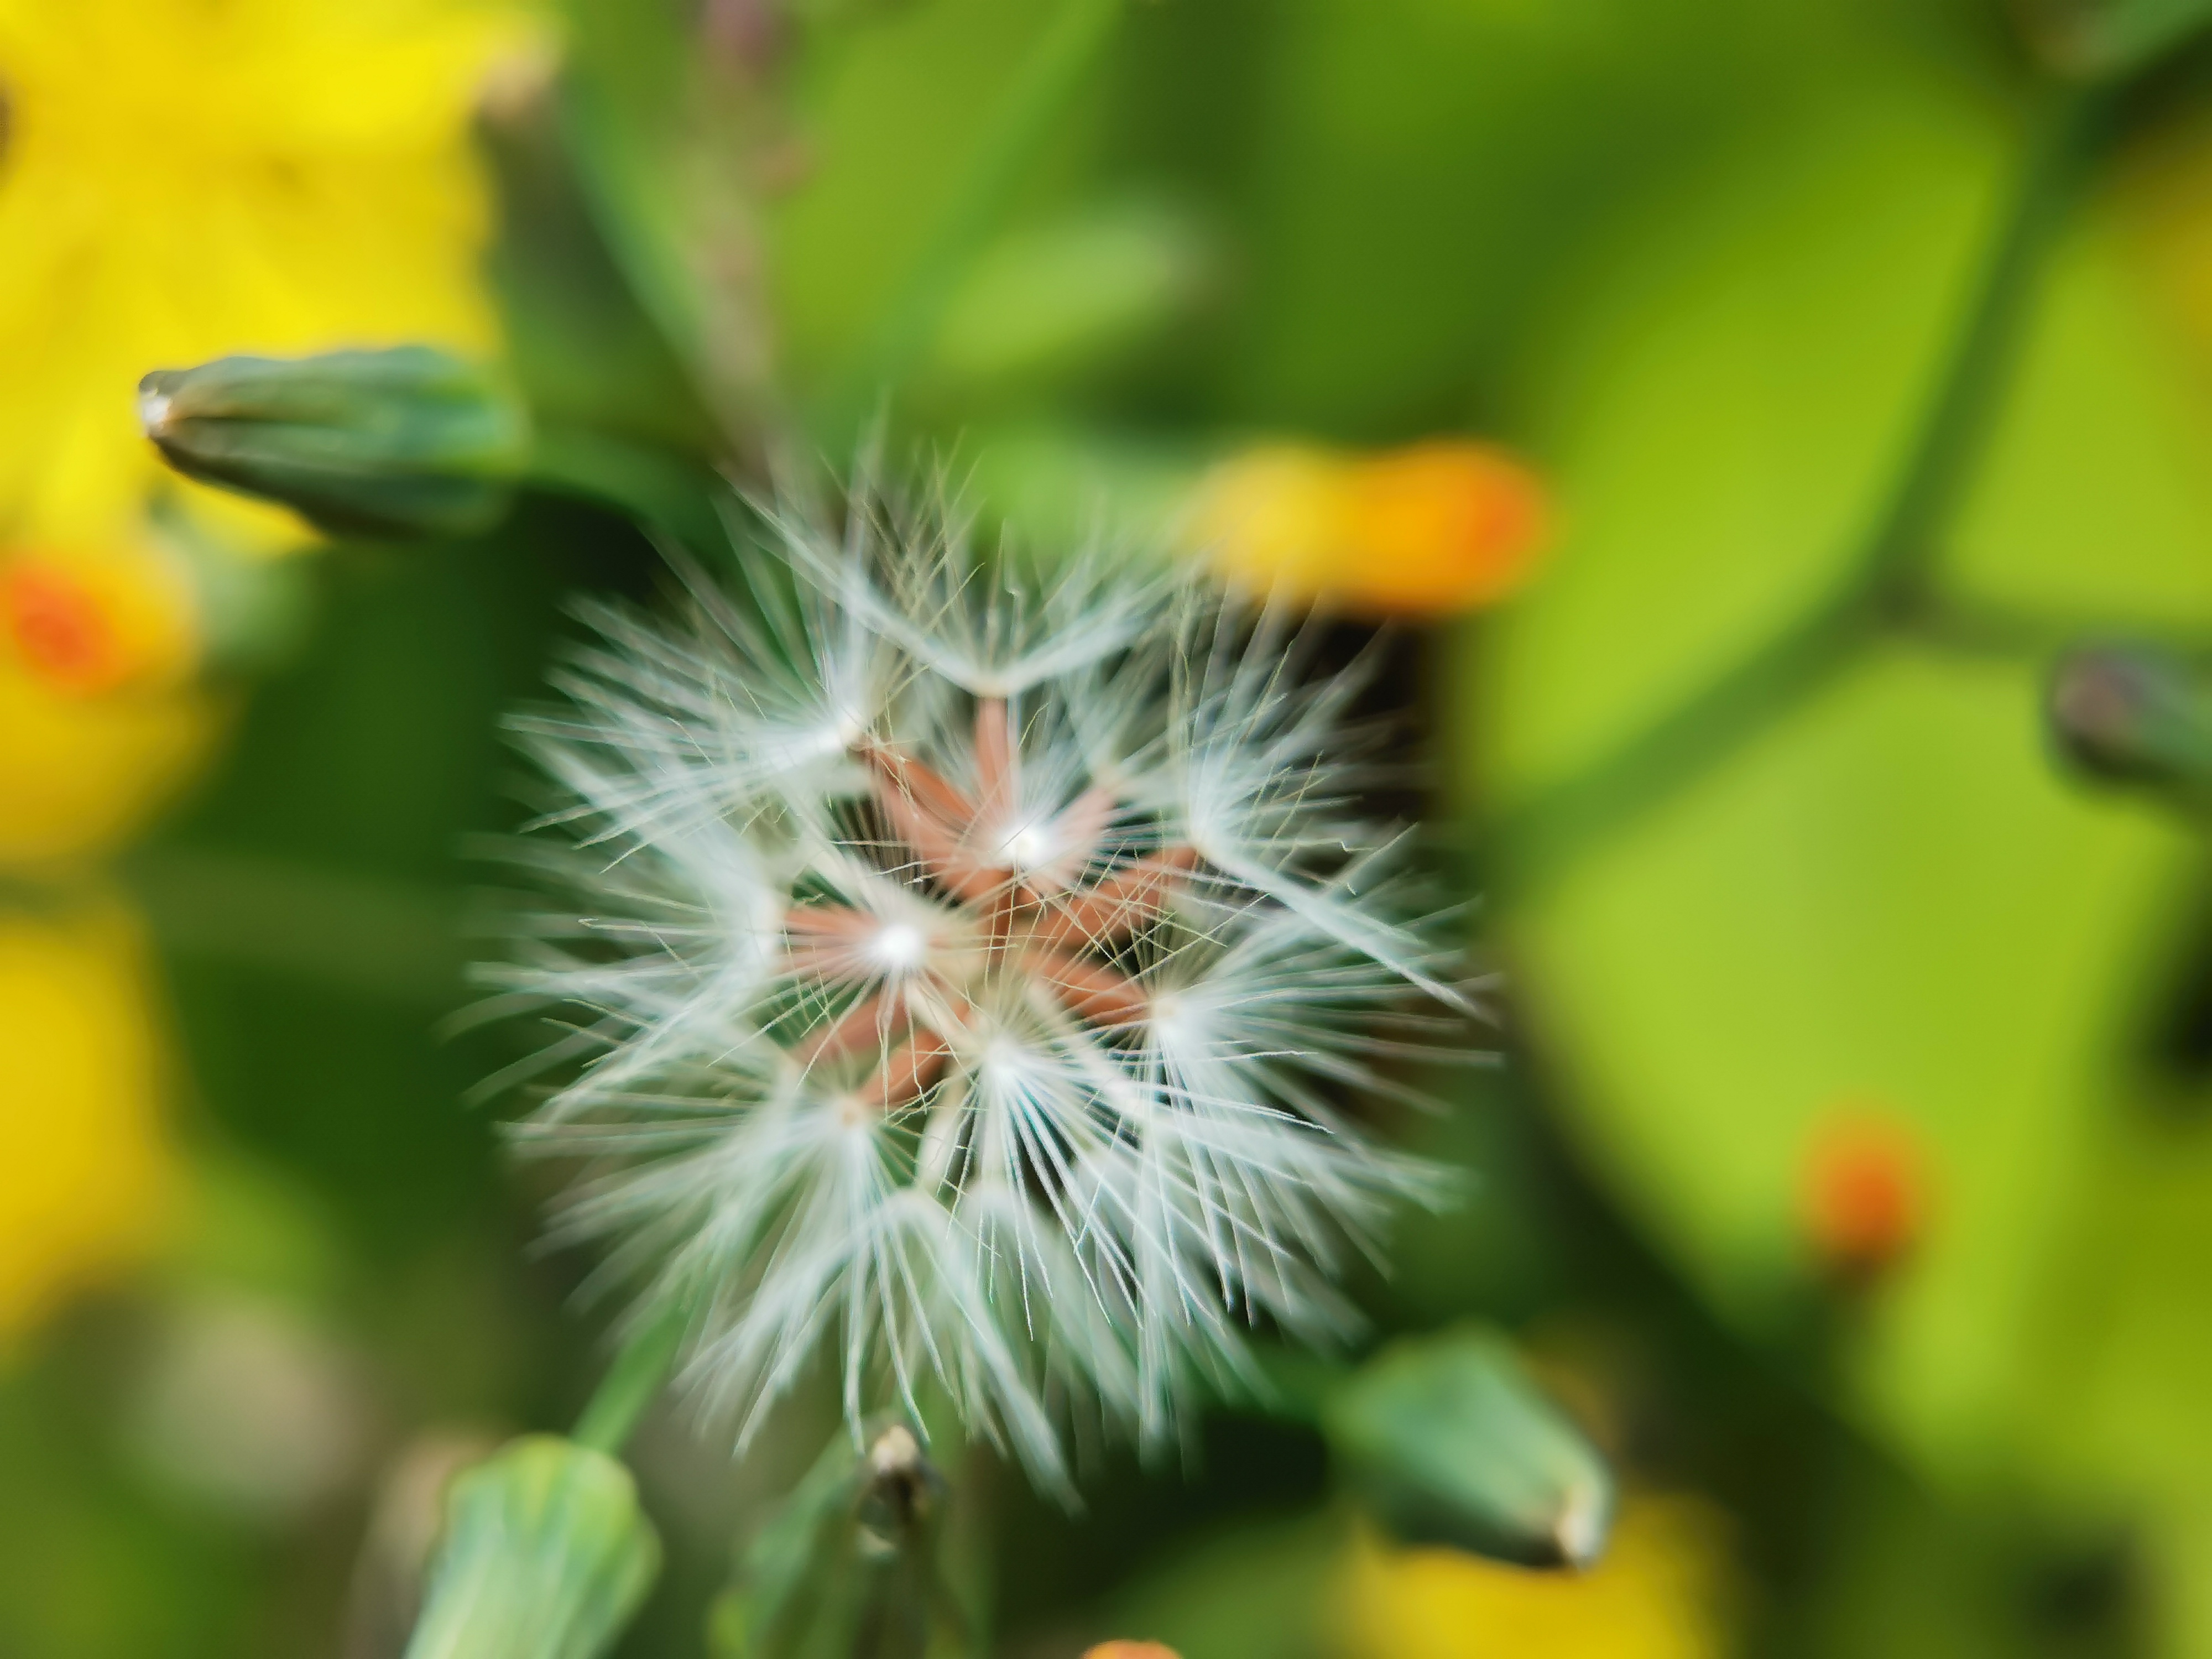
[1552,1477,1612,1571]
[867,1423,921,1477]
[137,385,174,438]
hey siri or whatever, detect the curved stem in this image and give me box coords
[1898,592,2212,660]
[1489,82,2119,895]
[527,422,732,551]
[1856,86,2114,604]
[572,1307,687,1457]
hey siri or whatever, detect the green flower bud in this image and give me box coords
[2015,0,2212,78]
[140,347,530,540]
[2047,643,2212,794]
[403,1435,660,1659]
[1323,1327,1614,1571]
[710,1422,964,1659]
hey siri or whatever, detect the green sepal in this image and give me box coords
[140,347,531,540]
[402,1434,661,1659]
[1323,1326,1614,1571]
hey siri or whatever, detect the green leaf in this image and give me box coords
[768,0,1113,418]
[555,0,724,411]
[1471,55,2212,1507]
[925,197,1214,393]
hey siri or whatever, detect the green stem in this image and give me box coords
[572,1308,687,1457]
[821,0,1123,435]
[127,846,460,1005]
[1858,93,2112,601]
[1488,82,2117,895]
[527,424,731,552]
[1901,593,2212,660]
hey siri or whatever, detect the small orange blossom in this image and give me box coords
[1800,1107,1929,1281]
[1188,439,1550,617]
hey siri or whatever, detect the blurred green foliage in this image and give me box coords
[15,0,2212,1655]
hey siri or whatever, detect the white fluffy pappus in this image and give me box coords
[475,483,1477,1497]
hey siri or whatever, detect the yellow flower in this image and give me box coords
[0,0,519,552]
[0,0,527,865]
[1338,1498,1735,1659]
[0,611,214,872]
[1188,440,1551,618]
[4,545,200,696]
[0,894,177,1340]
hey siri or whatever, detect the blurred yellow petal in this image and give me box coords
[171,481,328,564]
[1337,1498,1734,1659]
[1191,445,1358,594]
[0,0,532,550]
[3,544,200,696]
[1190,440,1551,618]
[0,640,216,870]
[0,894,178,1339]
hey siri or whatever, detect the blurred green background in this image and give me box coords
[9,0,2212,1654]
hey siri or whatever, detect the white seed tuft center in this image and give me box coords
[871,923,927,971]
[997,820,1057,871]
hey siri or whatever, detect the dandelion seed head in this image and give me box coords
[485,478,1473,1498]
[870,922,928,972]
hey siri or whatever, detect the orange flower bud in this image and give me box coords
[3,550,196,696]
[1190,439,1549,618]
[1799,1109,1929,1281]
[1083,1644,1182,1659]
